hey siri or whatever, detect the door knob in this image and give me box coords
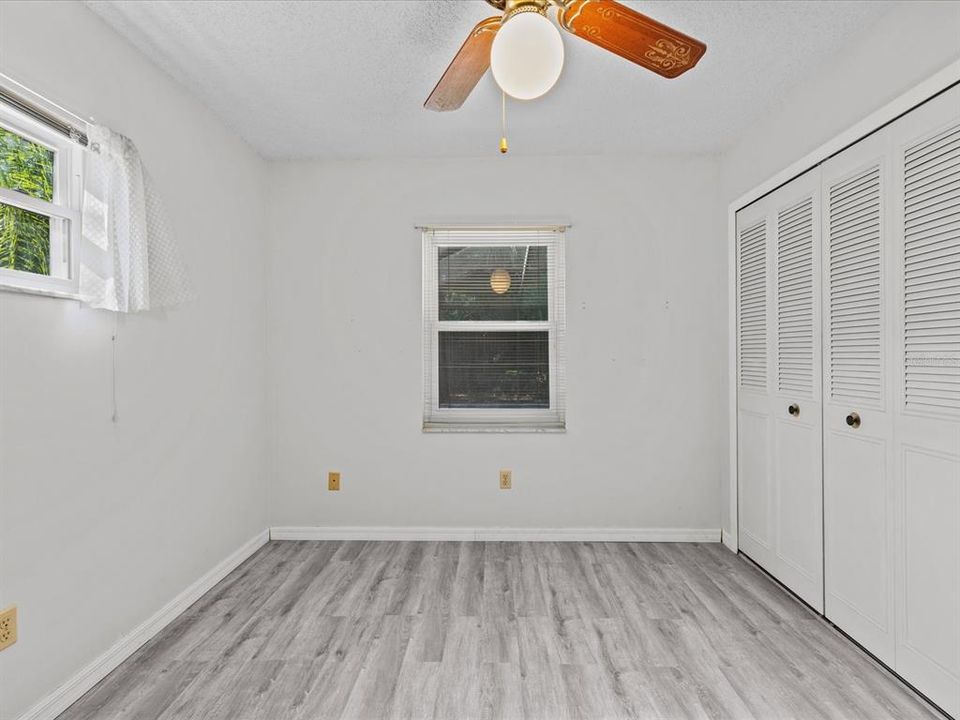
[846,412,861,429]
[788,403,800,417]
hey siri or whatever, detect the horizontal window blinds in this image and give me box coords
[422,227,566,430]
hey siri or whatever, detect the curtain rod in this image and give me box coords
[0,86,88,147]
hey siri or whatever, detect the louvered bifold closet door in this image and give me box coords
[889,84,960,719]
[771,169,823,611]
[821,129,898,666]
[737,198,775,574]
[737,168,823,610]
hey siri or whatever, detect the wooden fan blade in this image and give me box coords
[559,0,706,79]
[424,16,501,112]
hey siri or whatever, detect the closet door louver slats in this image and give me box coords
[738,220,767,391]
[903,121,960,413]
[777,198,815,394]
[828,166,883,403]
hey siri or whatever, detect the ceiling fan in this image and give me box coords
[424,0,707,112]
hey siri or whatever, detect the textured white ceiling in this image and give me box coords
[85,0,900,160]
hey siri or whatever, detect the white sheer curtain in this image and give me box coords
[80,124,194,312]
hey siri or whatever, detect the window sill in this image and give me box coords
[423,423,566,434]
[0,281,81,301]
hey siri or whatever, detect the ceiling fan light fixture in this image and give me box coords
[490,9,564,101]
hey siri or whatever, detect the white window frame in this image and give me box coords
[422,226,567,432]
[0,101,83,298]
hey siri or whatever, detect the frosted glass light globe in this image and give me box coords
[490,11,564,100]
[490,268,512,295]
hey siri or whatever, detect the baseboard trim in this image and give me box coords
[17,529,270,720]
[270,526,721,543]
[721,528,739,553]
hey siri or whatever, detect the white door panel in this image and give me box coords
[739,408,773,559]
[823,426,892,647]
[899,446,960,674]
[890,84,960,718]
[774,415,822,602]
[737,169,823,611]
[737,198,775,570]
[772,180,824,610]
[821,128,897,665]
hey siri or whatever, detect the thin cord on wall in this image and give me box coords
[111,313,119,423]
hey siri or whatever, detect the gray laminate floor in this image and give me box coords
[57,541,941,720]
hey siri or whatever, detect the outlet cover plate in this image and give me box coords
[328,471,341,491]
[0,606,17,651]
[499,470,512,490]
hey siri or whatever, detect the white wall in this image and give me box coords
[722,2,960,201]
[266,154,726,533]
[719,0,960,539]
[0,3,268,718]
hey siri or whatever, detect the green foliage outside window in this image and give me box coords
[0,126,55,275]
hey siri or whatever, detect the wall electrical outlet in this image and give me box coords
[0,606,17,652]
[499,470,512,490]
[328,471,341,491]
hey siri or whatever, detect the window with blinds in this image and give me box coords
[422,227,566,431]
[738,220,767,391]
[903,121,960,413]
[828,165,883,402]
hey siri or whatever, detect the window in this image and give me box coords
[0,99,83,296]
[422,227,566,431]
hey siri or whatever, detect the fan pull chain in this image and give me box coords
[500,91,508,154]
